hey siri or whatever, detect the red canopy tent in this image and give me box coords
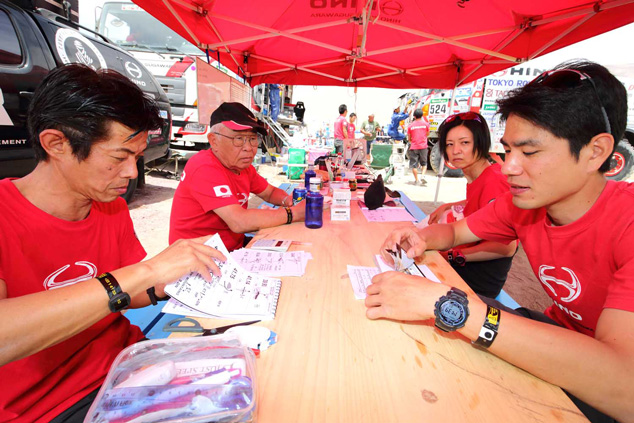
[132,0,634,89]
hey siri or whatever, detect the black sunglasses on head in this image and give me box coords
[531,69,611,135]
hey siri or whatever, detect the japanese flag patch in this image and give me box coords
[213,185,233,197]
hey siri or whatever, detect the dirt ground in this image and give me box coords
[129,161,552,312]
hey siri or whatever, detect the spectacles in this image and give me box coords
[212,132,261,148]
[444,112,482,124]
[532,69,611,134]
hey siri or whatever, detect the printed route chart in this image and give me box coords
[164,234,281,320]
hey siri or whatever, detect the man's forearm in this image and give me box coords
[418,223,459,251]
[265,187,292,207]
[458,303,634,422]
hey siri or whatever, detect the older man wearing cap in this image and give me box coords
[169,102,306,251]
[360,113,380,155]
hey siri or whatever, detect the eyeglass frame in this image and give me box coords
[212,131,262,148]
[531,68,612,135]
[444,112,483,124]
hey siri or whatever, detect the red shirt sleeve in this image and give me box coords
[249,166,269,195]
[114,198,146,267]
[466,192,519,244]
[605,222,634,313]
[188,164,239,212]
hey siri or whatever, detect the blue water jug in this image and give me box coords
[305,191,324,229]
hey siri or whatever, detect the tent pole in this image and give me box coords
[433,84,458,204]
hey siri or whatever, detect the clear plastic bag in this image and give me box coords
[84,334,257,423]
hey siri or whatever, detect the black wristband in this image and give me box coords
[96,272,130,312]
[473,305,501,349]
[146,287,170,306]
[284,207,293,224]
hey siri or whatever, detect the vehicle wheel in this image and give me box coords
[429,143,464,178]
[121,176,138,204]
[606,140,634,181]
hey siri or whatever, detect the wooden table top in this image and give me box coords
[172,202,588,422]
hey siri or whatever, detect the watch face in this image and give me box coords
[439,300,467,326]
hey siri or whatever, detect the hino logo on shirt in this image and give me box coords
[539,265,583,321]
[213,185,233,197]
[43,261,98,290]
[538,265,581,303]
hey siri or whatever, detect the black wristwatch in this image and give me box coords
[434,287,470,332]
[97,272,131,312]
[447,249,466,267]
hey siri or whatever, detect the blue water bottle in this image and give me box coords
[305,165,316,189]
[305,190,324,229]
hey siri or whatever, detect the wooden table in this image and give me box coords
[173,203,588,422]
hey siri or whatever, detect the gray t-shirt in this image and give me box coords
[361,120,380,141]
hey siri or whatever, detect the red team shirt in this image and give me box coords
[463,163,509,218]
[468,180,634,336]
[334,115,348,139]
[0,179,145,422]
[407,119,430,150]
[169,150,269,251]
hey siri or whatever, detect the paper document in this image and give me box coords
[347,265,380,299]
[360,205,417,222]
[230,249,311,277]
[164,234,282,320]
[162,298,218,319]
[375,255,441,283]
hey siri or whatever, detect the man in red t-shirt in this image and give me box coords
[366,61,633,422]
[333,103,349,154]
[406,108,430,186]
[0,65,225,423]
[169,102,306,251]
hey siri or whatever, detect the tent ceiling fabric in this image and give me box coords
[132,0,634,88]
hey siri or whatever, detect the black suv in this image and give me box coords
[0,0,172,201]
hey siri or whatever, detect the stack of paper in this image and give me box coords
[230,249,312,277]
[346,257,442,300]
[163,234,281,320]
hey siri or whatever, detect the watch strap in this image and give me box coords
[96,272,130,312]
[473,305,501,348]
[146,287,170,306]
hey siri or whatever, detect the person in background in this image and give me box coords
[406,108,430,186]
[333,104,349,154]
[387,106,409,141]
[169,102,306,251]
[360,113,380,154]
[427,111,516,298]
[0,64,226,422]
[366,60,632,423]
[348,113,357,136]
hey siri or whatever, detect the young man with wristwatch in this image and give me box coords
[0,65,226,423]
[365,60,633,423]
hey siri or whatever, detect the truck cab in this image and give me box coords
[0,0,172,201]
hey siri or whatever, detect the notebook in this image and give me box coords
[164,234,282,320]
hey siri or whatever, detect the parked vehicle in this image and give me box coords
[406,64,634,180]
[0,0,172,202]
[95,1,246,156]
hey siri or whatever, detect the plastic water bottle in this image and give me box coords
[305,165,316,189]
[305,191,324,229]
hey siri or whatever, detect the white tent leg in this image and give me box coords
[433,156,445,204]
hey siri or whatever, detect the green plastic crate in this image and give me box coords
[287,148,306,180]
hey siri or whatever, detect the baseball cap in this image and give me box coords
[209,102,267,136]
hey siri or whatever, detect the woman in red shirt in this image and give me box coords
[428,112,517,298]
